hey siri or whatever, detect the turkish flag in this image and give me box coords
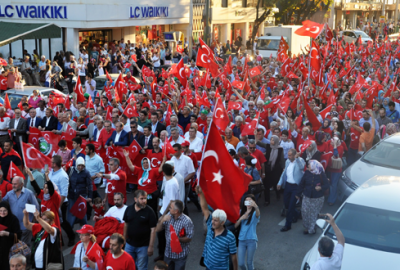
[87,95,95,109]
[241,112,260,136]
[310,40,321,78]
[21,142,52,169]
[199,122,252,222]
[232,80,245,90]
[0,76,7,91]
[349,108,363,121]
[123,62,131,69]
[61,125,77,142]
[349,75,366,95]
[28,127,41,149]
[227,101,242,111]
[123,103,139,118]
[69,195,87,220]
[281,58,291,77]
[249,67,261,77]
[286,71,299,79]
[127,139,142,161]
[303,96,322,131]
[300,140,312,153]
[279,36,289,51]
[224,56,233,74]
[163,137,176,158]
[320,104,333,119]
[105,70,113,82]
[212,98,230,132]
[325,24,333,42]
[7,161,24,181]
[165,104,173,126]
[74,76,85,103]
[176,44,184,54]
[294,20,324,38]
[171,59,187,87]
[4,93,11,110]
[320,151,333,169]
[41,131,60,157]
[196,38,219,77]
[170,224,183,253]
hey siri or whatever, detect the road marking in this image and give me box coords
[278,218,286,226]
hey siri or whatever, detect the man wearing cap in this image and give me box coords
[197,110,209,132]
[67,157,93,227]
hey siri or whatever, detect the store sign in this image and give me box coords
[130,6,169,18]
[0,5,67,19]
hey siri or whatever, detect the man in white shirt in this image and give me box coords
[159,162,180,215]
[311,214,345,270]
[84,74,96,98]
[95,192,127,223]
[186,127,203,153]
[169,127,185,145]
[0,107,11,147]
[162,160,185,206]
[184,123,204,140]
[35,100,47,118]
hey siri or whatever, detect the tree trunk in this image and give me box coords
[251,9,271,53]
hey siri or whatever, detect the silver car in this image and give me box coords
[338,133,400,202]
[340,30,372,44]
[301,175,400,270]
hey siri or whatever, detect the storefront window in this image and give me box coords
[79,30,112,47]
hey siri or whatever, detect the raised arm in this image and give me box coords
[195,186,210,221]
[123,149,136,172]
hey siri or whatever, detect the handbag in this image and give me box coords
[45,229,63,270]
[248,168,265,195]
[319,174,331,197]
[330,156,343,170]
[9,234,31,259]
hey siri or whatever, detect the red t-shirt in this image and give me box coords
[103,251,135,270]
[132,166,161,194]
[250,149,267,165]
[98,128,115,147]
[146,150,164,182]
[32,223,58,240]
[38,189,61,230]
[350,127,363,150]
[107,168,127,205]
[0,180,12,197]
[239,154,262,171]
[93,205,105,217]
[197,118,208,133]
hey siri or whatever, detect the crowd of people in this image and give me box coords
[0,26,399,270]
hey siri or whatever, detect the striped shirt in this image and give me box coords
[202,216,237,270]
[163,213,194,259]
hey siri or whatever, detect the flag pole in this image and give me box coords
[197,97,219,186]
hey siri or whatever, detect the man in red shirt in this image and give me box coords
[98,120,115,150]
[104,233,136,270]
[96,158,127,207]
[248,139,266,179]
[0,169,12,199]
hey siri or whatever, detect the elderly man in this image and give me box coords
[232,116,244,138]
[26,107,42,133]
[196,186,238,270]
[277,149,305,232]
[80,115,102,140]
[9,254,27,270]
[236,134,249,152]
[186,127,203,153]
[53,113,78,134]
[0,107,11,147]
[21,55,40,86]
[184,123,204,140]
[3,176,39,246]
[166,115,184,136]
[169,127,185,145]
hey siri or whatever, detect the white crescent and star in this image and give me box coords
[78,202,86,210]
[214,108,224,119]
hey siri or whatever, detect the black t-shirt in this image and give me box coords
[123,204,157,247]
[0,153,22,179]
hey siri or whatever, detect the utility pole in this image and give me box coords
[395,0,399,28]
[203,0,211,45]
[189,0,193,59]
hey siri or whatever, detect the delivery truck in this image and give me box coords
[257,25,310,58]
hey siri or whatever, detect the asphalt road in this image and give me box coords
[62,189,340,270]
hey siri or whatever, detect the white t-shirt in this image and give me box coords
[104,205,128,223]
[188,136,203,153]
[85,79,96,96]
[173,172,185,204]
[77,63,86,76]
[45,70,51,84]
[35,228,58,268]
[160,177,180,214]
[311,243,344,270]
[152,55,160,67]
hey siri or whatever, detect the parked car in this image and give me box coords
[338,133,400,202]
[93,73,140,92]
[0,87,67,109]
[301,175,400,270]
[340,30,372,44]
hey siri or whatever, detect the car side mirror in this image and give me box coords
[316,219,327,230]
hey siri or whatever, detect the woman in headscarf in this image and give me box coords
[26,167,61,230]
[382,97,390,112]
[296,160,329,235]
[301,140,321,166]
[124,150,162,214]
[71,224,104,270]
[326,136,345,206]
[255,134,285,205]
[386,123,399,136]
[0,201,21,269]
[320,119,332,137]
[314,131,328,153]
[28,89,43,108]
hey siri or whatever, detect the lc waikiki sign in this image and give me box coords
[130,6,169,18]
[0,5,67,19]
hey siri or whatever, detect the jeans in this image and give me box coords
[125,243,148,270]
[67,197,88,228]
[347,148,360,166]
[238,239,257,270]
[328,172,341,204]
[164,255,188,270]
[283,183,299,228]
[61,201,75,241]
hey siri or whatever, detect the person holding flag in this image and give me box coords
[71,224,105,270]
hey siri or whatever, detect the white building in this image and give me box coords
[0,0,266,59]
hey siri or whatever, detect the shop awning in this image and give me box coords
[0,22,61,47]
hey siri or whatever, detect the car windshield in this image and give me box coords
[355,31,370,38]
[361,141,400,169]
[1,93,24,109]
[256,39,281,51]
[325,203,400,253]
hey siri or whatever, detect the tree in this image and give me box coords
[250,0,276,50]
[275,0,332,25]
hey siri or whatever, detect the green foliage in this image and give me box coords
[275,0,332,25]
